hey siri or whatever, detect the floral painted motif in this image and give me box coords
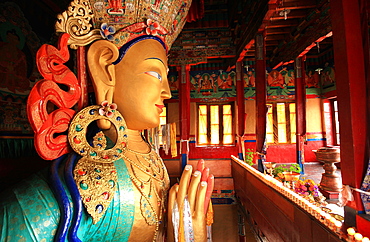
[99,101,117,118]
[100,23,116,41]
[145,19,160,36]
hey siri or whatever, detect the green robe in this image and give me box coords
[0,157,135,242]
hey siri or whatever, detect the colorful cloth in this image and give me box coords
[171,123,177,157]
[361,158,370,214]
[0,157,135,242]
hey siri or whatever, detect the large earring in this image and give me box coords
[68,101,127,224]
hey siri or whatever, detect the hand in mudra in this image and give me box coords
[167,159,214,242]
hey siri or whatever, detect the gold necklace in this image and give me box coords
[123,149,169,242]
[131,154,164,181]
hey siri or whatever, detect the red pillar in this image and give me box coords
[255,32,267,172]
[236,61,245,160]
[294,57,306,174]
[330,0,368,225]
[179,64,191,170]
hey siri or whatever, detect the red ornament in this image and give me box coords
[74,136,82,144]
[77,169,87,176]
[102,192,109,200]
[27,33,82,160]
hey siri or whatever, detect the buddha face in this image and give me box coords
[113,39,171,130]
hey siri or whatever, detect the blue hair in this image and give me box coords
[49,154,72,242]
[113,35,166,65]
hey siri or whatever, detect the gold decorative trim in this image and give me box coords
[55,0,102,49]
[68,103,127,223]
[74,157,118,224]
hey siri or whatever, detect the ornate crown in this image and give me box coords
[56,0,192,50]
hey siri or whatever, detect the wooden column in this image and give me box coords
[330,0,368,219]
[255,32,267,172]
[294,57,306,174]
[179,64,191,171]
[236,61,245,160]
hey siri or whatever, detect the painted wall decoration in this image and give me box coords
[320,62,336,89]
[169,28,235,66]
[0,93,31,134]
[168,73,179,92]
[267,69,294,99]
[244,69,255,87]
[305,68,320,88]
[168,69,237,99]
[242,65,333,100]
[0,22,29,93]
[167,65,332,100]
[0,2,42,134]
[167,55,335,100]
[243,64,256,98]
[190,69,236,98]
[306,52,336,92]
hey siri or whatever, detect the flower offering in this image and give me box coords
[294,178,320,197]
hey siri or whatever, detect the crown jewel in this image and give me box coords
[56,0,192,49]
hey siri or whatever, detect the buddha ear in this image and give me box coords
[87,40,119,129]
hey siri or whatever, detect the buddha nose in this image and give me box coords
[161,77,172,100]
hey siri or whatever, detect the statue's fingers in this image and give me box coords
[167,184,179,242]
[168,184,179,214]
[196,159,205,172]
[201,167,210,182]
[177,165,192,207]
[194,181,207,217]
[187,170,201,212]
[204,174,214,213]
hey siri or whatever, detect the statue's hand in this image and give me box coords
[167,159,214,242]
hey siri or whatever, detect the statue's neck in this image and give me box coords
[125,128,151,154]
[103,126,151,154]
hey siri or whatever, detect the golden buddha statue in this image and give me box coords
[0,0,213,241]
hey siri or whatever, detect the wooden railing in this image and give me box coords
[231,155,345,242]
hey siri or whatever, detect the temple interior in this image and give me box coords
[0,0,370,241]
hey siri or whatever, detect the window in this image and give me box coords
[197,103,234,145]
[323,98,340,146]
[266,102,296,144]
[332,99,340,145]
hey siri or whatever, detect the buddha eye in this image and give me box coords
[145,71,162,82]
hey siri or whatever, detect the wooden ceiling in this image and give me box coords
[171,0,333,68]
[8,0,333,69]
[260,0,332,67]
